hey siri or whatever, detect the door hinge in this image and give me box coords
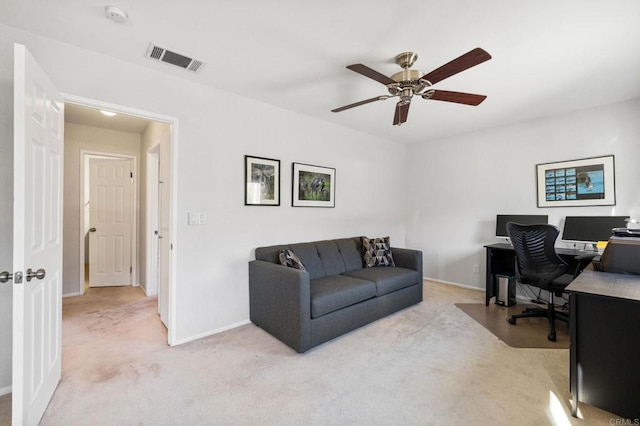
[130,172,133,178]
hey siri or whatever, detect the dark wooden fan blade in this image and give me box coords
[331,96,386,113]
[427,90,487,106]
[393,102,410,126]
[421,48,491,85]
[347,64,397,86]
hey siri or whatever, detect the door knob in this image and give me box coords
[1,270,23,284]
[25,268,46,282]
[89,227,96,232]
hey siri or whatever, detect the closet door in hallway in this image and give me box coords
[88,158,133,286]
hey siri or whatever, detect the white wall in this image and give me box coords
[405,98,640,288]
[63,123,142,295]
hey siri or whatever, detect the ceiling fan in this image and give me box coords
[331,48,492,126]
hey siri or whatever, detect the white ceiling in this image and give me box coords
[3,1,640,144]
[65,103,151,134]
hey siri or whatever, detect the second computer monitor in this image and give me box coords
[562,216,629,244]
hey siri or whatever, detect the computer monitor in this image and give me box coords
[495,214,549,238]
[561,216,630,248]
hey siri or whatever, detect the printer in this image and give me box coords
[593,235,640,275]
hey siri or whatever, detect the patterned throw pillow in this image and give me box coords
[278,249,306,271]
[362,236,395,267]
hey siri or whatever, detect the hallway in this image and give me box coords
[0,286,165,425]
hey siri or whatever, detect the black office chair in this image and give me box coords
[505,222,589,341]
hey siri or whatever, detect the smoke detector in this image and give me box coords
[105,6,128,24]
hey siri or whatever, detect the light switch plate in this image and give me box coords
[188,212,206,225]
[188,212,198,225]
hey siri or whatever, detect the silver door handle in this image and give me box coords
[25,268,46,282]
[1,270,23,284]
[89,227,96,232]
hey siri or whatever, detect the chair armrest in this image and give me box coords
[572,252,599,276]
[248,260,312,352]
[574,253,598,261]
[392,247,423,278]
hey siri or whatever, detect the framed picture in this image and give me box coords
[292,162,336,207]
[245,155,280,206]
[536,155,615,207]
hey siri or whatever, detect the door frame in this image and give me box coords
[63,93,179,346]
[80,153,136,292]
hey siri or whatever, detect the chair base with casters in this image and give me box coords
[507,289,569,342]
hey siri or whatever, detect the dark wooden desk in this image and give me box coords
[484,243,591,306]
[566,269,640,419]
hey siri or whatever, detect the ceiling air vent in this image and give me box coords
[145,44,205,73]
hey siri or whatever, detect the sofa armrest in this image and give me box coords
[248,260,312,352]
[392,247,423,278]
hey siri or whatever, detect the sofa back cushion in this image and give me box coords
[335,238,364,272]
[288,242,326,279]
[255,237,364,280]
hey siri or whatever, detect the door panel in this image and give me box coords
[13,43,64,426]
[159,132,171,327]
[89,158,132,287]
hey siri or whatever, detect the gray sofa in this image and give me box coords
[248,237,423,352]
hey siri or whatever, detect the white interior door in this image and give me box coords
[88,158,133,287]
[158,131,171,327]
[145,147,160,298]
[12,43,64,426]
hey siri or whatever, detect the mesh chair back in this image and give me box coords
[506,222,567,284]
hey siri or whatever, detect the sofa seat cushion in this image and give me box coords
[310,275,376,319]
[343,267,420,297]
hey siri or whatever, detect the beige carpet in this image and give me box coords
[1,281,619,425]
[455,303,569,349]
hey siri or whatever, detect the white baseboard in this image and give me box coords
[137,285,152,297]
[172,319,252,346]
[424,277,483,292]
[63,292,81,298]
[0,385,11,396]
